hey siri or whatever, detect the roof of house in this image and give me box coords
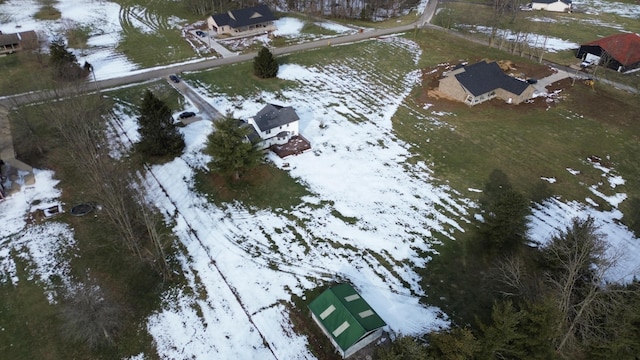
[0,31,38,47]
[17,30,38,43]
[211,4,275,29]
[238,120,261,144]
[454,61,530,97]
[252,104,299,132]
[582,33,640,66]
[308,284,386,353]
[0,33,20,47]
[532,0,571,4]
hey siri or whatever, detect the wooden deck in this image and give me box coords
[270,135,311,158]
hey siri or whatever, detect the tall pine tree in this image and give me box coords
[136,89,185,158]
[49,38,87,80]
[253,46,278,78]
[206,116,263,180]
[478,169,531,255]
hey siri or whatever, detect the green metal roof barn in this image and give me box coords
[308,284,387,358]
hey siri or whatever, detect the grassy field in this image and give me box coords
[0,52,57,97]
[432,1,640,64]
[194,165,311,210]
[406,29,640,206]
[181,27,640,216]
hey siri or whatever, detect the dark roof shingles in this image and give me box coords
[454,61,530,96]
[0,33,20,47]
[212,4,275,29]
[253,104,299,132]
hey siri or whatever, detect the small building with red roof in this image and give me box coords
[576,33,640,73]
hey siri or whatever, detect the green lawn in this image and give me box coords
[194,164,311,210]
[0,52,56,97]
[403,29,640,206]
[430,2,640,88]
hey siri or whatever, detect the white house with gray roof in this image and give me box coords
[247,104,300,149]
[531,0,572,12]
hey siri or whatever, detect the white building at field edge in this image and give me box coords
[531,0,572,12]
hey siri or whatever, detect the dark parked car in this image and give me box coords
[179,111,196,119]
[169,75,180,83]
[195,30,206,37]
[526,78,538,84]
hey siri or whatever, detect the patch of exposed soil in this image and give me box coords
[561,80,640,127]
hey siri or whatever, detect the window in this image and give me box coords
[465,95,474,104]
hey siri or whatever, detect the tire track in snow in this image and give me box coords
[119,5,168,35]
[106,111,280,360]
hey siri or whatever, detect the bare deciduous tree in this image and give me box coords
[30,82,173,278]
[59,278,126,348]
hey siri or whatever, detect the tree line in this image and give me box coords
[378,169,640,359]
[183,0,419,20]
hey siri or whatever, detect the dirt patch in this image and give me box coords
[560,79,640,128]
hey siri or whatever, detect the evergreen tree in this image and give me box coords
[480,169,512,208]
[477,301,526,359]
[206,115,263,180]
[477,300,558,359]
[49,38,87,80]
[253,46,278,78]
[480,189,531,254]
[477,170,531,254]
[426,328,478,360]
[136,89,185,158]
[376,336,429,360]
[585,280,640,358]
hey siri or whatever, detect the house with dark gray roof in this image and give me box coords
[207,4,276,37]
[531,0,572,12]
[247,104,300,149]
[438,61,536,106]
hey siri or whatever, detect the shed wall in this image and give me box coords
[344,328,384,358]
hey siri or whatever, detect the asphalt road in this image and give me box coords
[0,5,438,108]
[169,76,224,123]
[0,2,636,108]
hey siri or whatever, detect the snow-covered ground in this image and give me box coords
[461,25,579,53]
[0,1,362,81]
[575,0,640,18]
[1,1,640,359]
[135,37,457,359]
[0,0,143,80]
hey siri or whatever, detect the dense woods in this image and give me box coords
[385,170,640,360]
[183,0,421,20]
